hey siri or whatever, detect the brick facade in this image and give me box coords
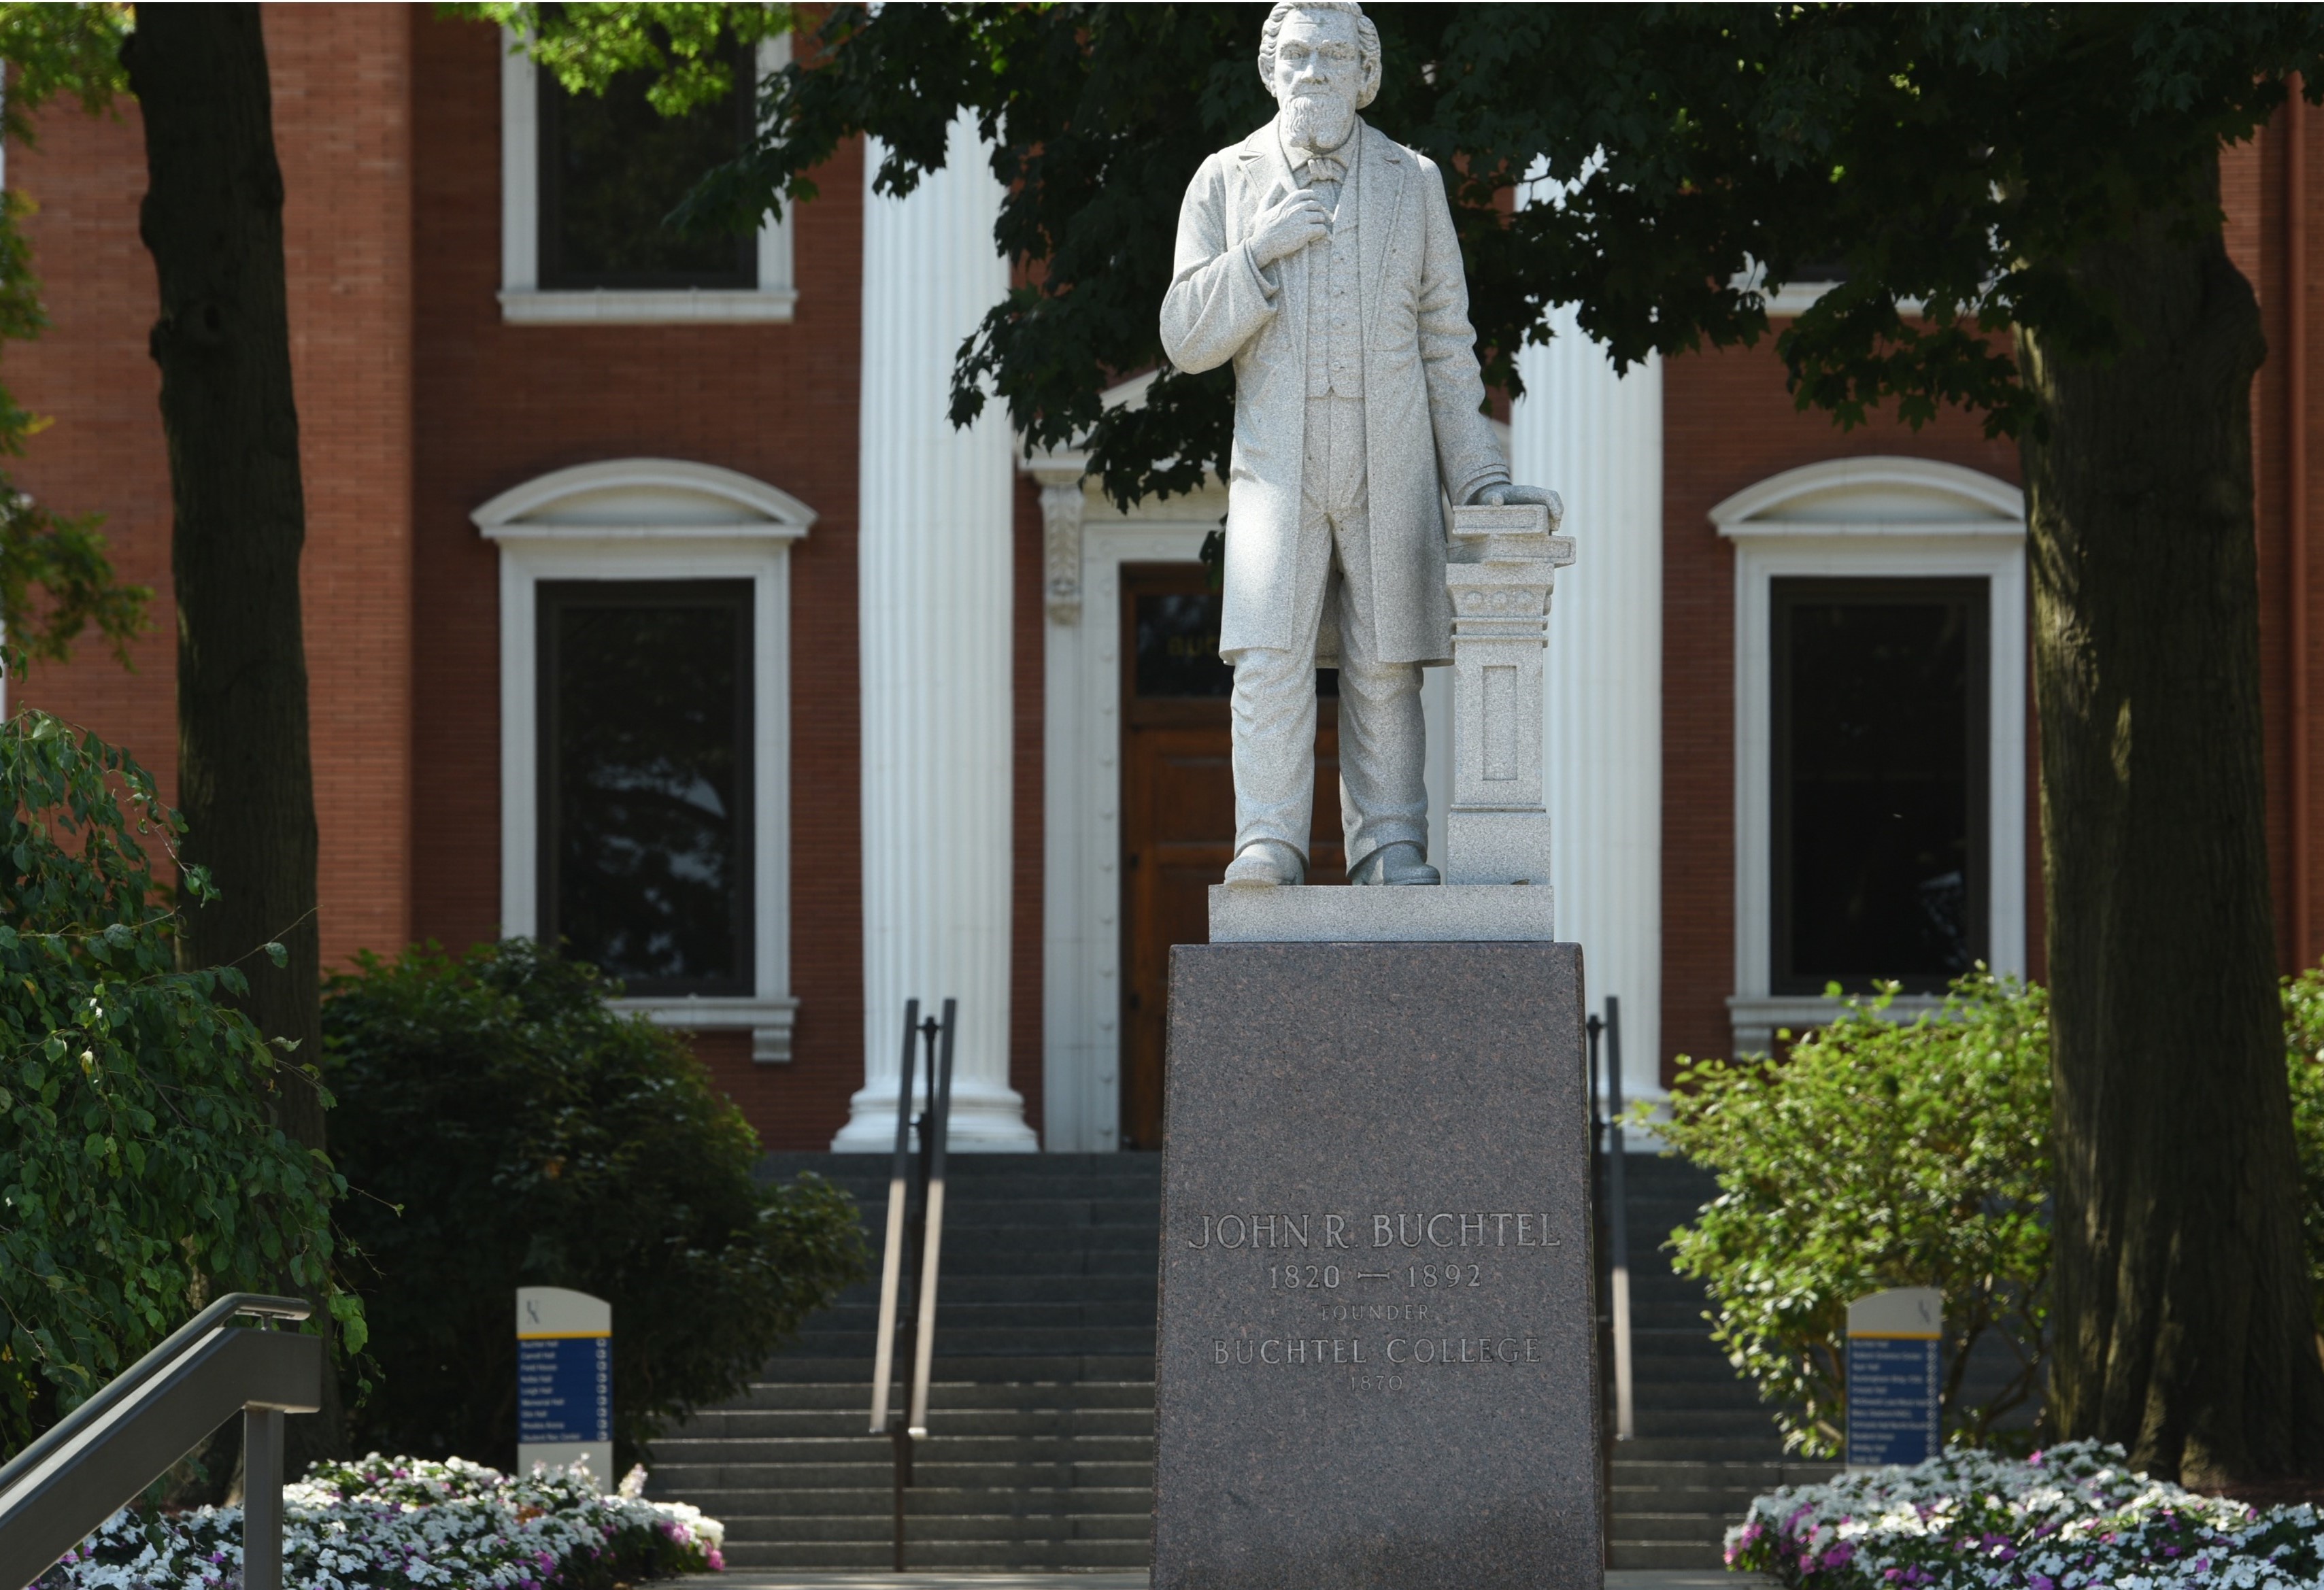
[405,10,869,1149]
[10,4,2324,1142]
[1657,348,2027,1081]
[13,5,417,974]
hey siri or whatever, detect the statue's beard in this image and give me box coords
[1282,90,1355,154]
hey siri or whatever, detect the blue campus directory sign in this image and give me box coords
[1845,1287,1942,1468]
[516,1287,613,1485]
[518,1334,609,1442]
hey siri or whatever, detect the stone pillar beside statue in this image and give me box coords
[1444,501,1575,886]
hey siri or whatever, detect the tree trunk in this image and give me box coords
[123,3,342,1468]
[2023,150,2324,1486]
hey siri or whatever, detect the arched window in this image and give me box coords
[1713,456,2027,1051]
[473,458,814,1060]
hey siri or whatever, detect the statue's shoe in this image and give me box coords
[1349,841,1441,886]
[1223,841,1306,887]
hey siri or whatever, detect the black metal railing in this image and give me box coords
[1587,997,1636,1441]
[867,997,957,1572]
[0,1292,322,1590]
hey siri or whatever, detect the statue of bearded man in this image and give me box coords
[1160,0,1556,890]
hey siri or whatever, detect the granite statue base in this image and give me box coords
[1153,941,1601,1589]
[1207,882,1555,943]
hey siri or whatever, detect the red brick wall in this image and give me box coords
[1658,345,2023,1083]
[12,4,416,975]
[2292,102,2324,977]
[272,6,417,968]
[2231,105,2324,978]
[1011,473,1047,1145]
[7,67,178,783]
[407,11,869,1149]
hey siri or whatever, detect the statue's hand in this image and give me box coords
[1249,188,1330,267]
[1471,482,1564,527]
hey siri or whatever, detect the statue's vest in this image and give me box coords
[1305,181,1364,401]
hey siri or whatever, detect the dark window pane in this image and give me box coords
[540,581,753,995]
[538,36,754,290]
[1773,579,1987,992]
[1135,592,1231,698]
[1785,258,1850,284]
[1133,590,1336,698]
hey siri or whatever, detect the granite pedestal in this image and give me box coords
[1153,940,1601,1589]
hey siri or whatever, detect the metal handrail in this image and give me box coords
[0,1293,307,1502]
[0,1292,318,1590]
[1603,997,1636,1444]
[869,997,956,1573]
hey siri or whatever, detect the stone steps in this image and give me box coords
[647,1149,1811,1572]
[645,1155,1163,1571]
[1602,1152,1802,1569]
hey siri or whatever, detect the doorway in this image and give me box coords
[1117,564,1344,1149]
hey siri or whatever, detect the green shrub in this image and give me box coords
[2276,966,2324,1332]
[1651,973,2052,1459]
[321,938,867,1472]
[0,711,354,1449]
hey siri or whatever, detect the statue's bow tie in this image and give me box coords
[1297,154,1347,185]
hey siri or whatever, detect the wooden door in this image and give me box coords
[1119,564,1342,1149]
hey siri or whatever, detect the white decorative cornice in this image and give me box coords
[1711,455,2023,538]
[471,457,817,541]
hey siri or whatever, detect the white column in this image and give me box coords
[835,118,1038,1151]
[1513,309,1665,1109]
[1031,456,1110,1153]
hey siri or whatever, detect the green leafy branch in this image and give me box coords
[0,709,359,1444]
[448,2,794,115]
[0,3,148,672]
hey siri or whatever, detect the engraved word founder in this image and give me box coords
[1159,0,1556,892]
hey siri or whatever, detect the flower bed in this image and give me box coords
[1727,1440,2324,1589]
[41,1455,724,1590]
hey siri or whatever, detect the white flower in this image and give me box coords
[39,1454,725,1590]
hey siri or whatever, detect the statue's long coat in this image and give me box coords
[1160,115,1509,666]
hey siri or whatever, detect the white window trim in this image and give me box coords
[473,458,814,1061]
[499,29,796,324]
[1035,490,1201,1153]
[1715,456,2027,1053]
[1730,261,1925,320]
[1762,280,1845,318]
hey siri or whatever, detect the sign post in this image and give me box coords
[1845,1287,1942,1469]
[517,1286,613,1485]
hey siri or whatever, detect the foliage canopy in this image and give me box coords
[0,710,355,1451]
[449,2,793,116]
[649,3,2324,509]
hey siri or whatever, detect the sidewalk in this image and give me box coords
[713,1572,1764,1589]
